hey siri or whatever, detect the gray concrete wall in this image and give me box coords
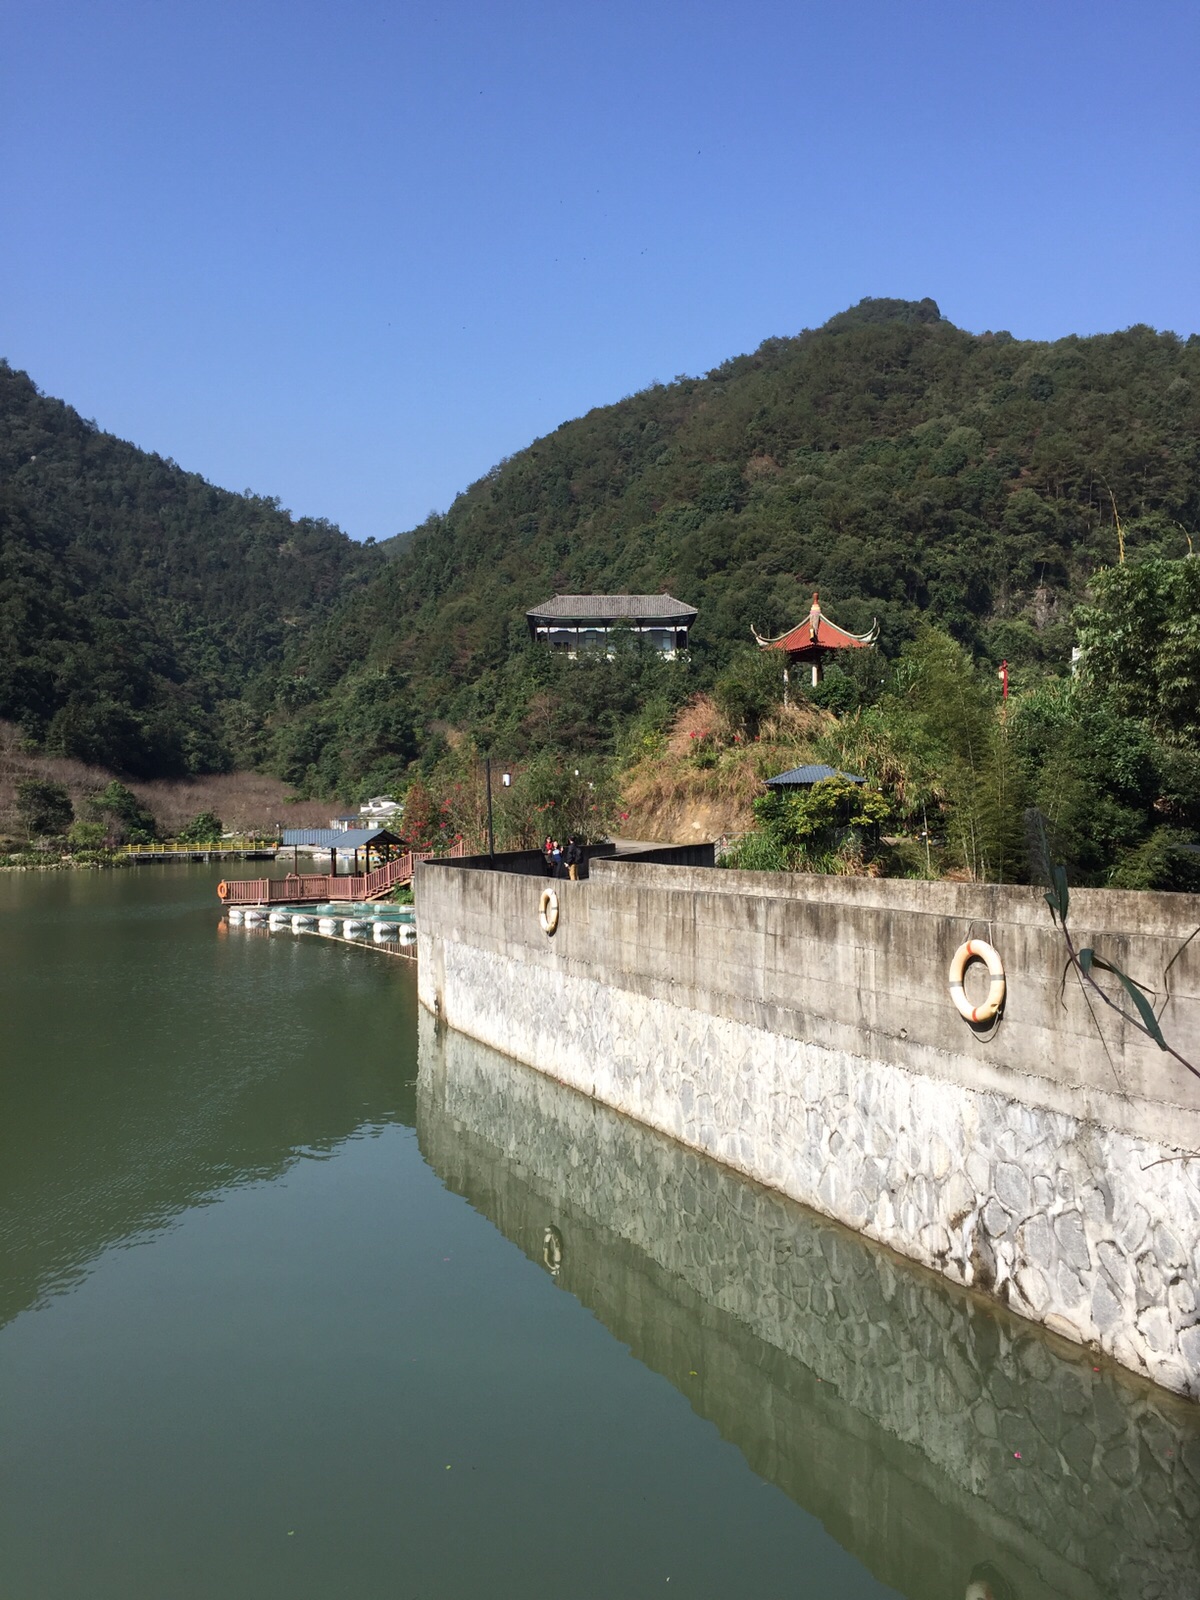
[415,858,1200,1396]
[417,1017,1200,1600]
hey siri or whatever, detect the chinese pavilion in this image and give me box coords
[753,592,878,688]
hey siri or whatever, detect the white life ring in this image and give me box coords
[949,939,1006,1023]
[543,1225,564,1276]
[539,887,559,935]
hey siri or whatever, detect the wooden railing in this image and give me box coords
[218,840,469,906]
[124,838,276,855]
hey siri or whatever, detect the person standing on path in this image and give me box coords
[565,837,582,880]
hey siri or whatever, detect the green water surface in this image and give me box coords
[1,866,1197,1599]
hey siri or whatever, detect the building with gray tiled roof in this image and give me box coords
[526,594,696,658]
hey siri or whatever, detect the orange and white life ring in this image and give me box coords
[217,880,229,901]
[949,939,1006,1023]
[539,887,559,935]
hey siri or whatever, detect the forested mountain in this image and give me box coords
[0,361,374,776]
[3,299,1199,806]
[269,297,1200,790]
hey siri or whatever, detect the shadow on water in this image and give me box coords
[0,865,420,1329]
[416,1011,1200,1600]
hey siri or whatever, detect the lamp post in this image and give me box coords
[484,758,512,862]
[486,757,495,861]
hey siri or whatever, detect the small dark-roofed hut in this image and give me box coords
[765,764,865,789]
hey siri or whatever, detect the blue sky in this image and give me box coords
[4,0,1198,540]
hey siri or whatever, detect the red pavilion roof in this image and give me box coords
[755,594,878,657]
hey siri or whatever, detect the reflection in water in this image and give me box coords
[0,867,419,1330]
[417,1013,1200,1600]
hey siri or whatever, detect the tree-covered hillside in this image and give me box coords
[0,361,375,776]
[4,297,1199,811]
[268,298,1199,790]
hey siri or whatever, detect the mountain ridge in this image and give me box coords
[4,297,1198,794]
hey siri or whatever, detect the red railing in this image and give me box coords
[217,840,469,906]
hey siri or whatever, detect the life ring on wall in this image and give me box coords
[948,940,1006,1023]
[539,887,560,935]
[217,880,229,901]
[543,1225,564,1276]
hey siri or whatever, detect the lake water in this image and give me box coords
[2,866,1199,1599]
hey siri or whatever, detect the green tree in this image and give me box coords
[15,778,73,838]
[1008,678,1157,882]
[85,781,158,844]
[730,775,890,871]
[507,753,616,846]
[398,779,446,851]
[66,819,108,852]
[712,649,785,736]
[821,629,1024,881]
[1075,556,1200,745]
[177,810,224,843]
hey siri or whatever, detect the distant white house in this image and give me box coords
[360,795,403,822]
[330,813,362,832]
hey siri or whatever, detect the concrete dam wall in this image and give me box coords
[415,855,1200,1398]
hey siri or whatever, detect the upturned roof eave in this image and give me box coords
[760,617,878,653]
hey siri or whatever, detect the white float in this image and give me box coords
[318,916,339,935]
[373,921,398,940]
[243,908,267,925]
[227,907,244,925]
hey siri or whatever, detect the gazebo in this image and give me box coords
[754,592,878,689]
[280,827,405,877]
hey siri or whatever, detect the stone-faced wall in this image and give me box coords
[415,858,1200,1397]
[417,1017,1200,1600]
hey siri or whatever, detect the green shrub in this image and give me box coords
[85,781,158,844]
[178,811,224,844]
[16,779,73,838]
[67,820,108,851]
[1110,828,1200,892]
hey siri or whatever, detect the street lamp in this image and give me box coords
[484,759,512,861]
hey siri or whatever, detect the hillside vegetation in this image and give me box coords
[271,297,1199,793]
[3,299,1199,884]
[0,360,373,778]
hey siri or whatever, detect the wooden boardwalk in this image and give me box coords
[127,843,277,864]
[217,841,469,907]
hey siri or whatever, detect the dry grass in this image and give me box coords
[126,775,333,835]
[663,693,729,755]
[617,695,831,843]
[0,722,332,839]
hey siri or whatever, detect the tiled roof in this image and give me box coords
[281,828,405,848]
[527,593,697,622]
[764,614,874,653]
[765,765,865,787]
